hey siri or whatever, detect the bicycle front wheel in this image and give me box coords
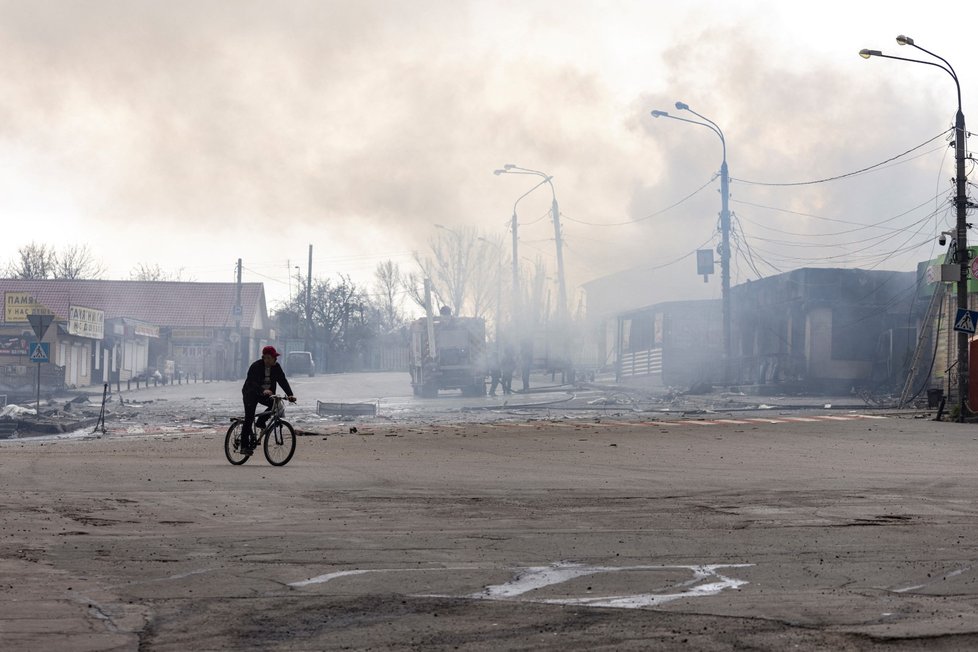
[263,420,296,466]
[225,421,251,465]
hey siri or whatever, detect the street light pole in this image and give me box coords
[493,167,554,322]
[860,35,969,421]
[495,165,566,319]
[650,104,731,384]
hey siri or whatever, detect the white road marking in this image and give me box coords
[893,565,972,593]
[290,561,753,610]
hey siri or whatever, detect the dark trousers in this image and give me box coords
[501,371,513,395]
[489,370,501,395]
[243,393,274,436]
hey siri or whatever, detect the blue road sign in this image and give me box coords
[954,309,978,334]
[29,342,50,363]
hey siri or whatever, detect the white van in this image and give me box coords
[286,351,315,377]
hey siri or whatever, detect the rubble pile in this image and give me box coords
[0,395,108,437]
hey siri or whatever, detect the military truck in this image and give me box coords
[408,303,487,398]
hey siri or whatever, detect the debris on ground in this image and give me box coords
[1,404,37,418]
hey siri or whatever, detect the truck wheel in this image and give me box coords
[421,384,438,398]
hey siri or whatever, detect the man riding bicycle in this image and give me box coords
[241,345,297,454]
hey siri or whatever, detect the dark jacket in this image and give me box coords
[242,359,294,398]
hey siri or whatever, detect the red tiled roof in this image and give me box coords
[0,279,267,330]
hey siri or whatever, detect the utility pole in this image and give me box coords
[306,244,313,354]
[720,158,731,385]
[859,36,969,420]
[235,258,242,377]
[953,104,969,421]
[551,196,567,321]
[511,211,520,322]
[650,103,731,384]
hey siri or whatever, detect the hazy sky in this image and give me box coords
[0,1,972,312]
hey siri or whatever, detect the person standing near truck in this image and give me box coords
[519,337,533,392]
[500,345,516,395]
[240,346,296,453]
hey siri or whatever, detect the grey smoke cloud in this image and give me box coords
[0,1,962,309]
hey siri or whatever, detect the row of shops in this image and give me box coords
[0,280,272,396]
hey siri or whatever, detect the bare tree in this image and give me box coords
[473,236,512,331]
[469,236,506,324]
[5,242,56,279]
[403,265,445,313]
[129,263,187,281]
[411,225,507,318]
[406,228,509,323]
[373,260,404,331]
[525,257,549,328]
[52,244,105,279]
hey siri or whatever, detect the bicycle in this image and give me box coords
[225,395,297,466]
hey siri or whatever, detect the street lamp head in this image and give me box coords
[858,48,881,59]
[504,163,516,170]
[650,109,668,118]
[896,34,914,46]
[493,169,505,176]
[675,101,690,111]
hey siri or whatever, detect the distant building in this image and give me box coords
[0,279,270,393]
[616,299,721,387]
[581,266,674,371]
[611,267,919,393]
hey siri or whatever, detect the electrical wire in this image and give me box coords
[561,176,716,227]
[732,129,952,187]
[731,192,948,237]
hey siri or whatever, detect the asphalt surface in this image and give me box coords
[2,372,976,650]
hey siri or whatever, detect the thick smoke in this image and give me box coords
[0,1,965,311]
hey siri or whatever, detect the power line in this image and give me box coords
[732,129,951,187]
[561,176,715,227]
[731,192,947,235]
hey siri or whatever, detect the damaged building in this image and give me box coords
[612,267,920,394]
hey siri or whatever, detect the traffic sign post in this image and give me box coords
[29,342,50,362]
[28,342,51,413]
[26,315,54,414]
[953,309,978,335]
[27,314,53,341]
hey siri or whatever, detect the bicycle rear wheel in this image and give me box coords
[225,421,251,465]
[263,420,296,466]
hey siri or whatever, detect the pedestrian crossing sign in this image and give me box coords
[29,342,50,363]
[953,308,978,334]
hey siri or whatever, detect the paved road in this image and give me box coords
[3,396,976,650]
[69,370,882,436]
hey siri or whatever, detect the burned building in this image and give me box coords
[728,268,918,393]
[612,267,919,394]
[615,299,722,387]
